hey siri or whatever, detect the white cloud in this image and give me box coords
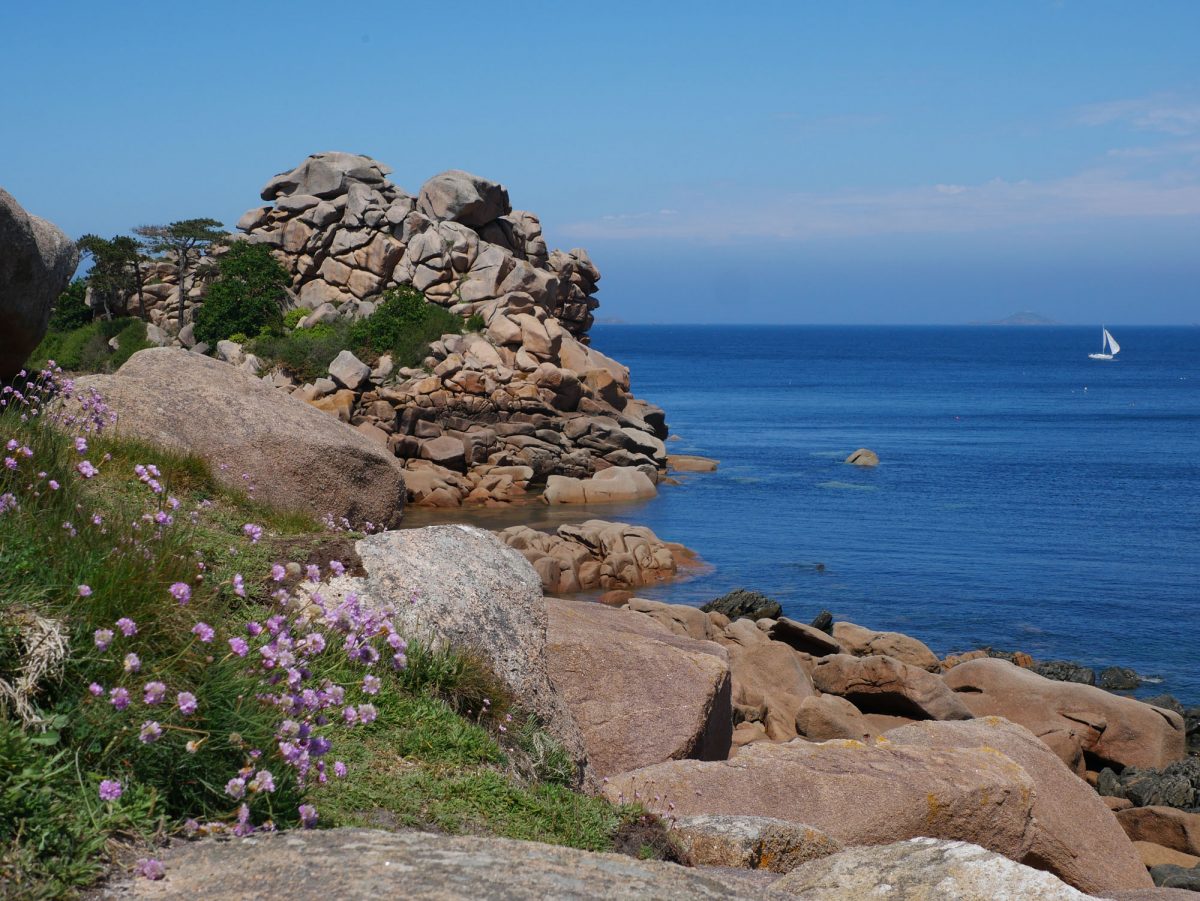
[560,168,1200,242]
[1077,96,1200,135]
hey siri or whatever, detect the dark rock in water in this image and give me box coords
[1144,694,1186,715]
[1099,666,1141,691]
[700,589,781,621]
[1113,758,1200,810]
[1150,863,1200,890]
[810,610,834,633]
[1033,660,1097,685]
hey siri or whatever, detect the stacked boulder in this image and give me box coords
[230,152,668,506]
[496,520,689,594]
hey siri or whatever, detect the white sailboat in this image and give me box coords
[1088,327,1120,361]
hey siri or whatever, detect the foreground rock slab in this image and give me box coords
[545,598,730,778]
[603,737,1039,863]
[77,348,406,527]
[883,718,1152,893]
[942,658,1186,770]
[774,837,1096,900]
[0,188,78,378]
[101,827,756,900]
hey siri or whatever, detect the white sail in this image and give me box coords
[1104,329,1120,355]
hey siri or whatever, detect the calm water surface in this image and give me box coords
[409,325,1200,703]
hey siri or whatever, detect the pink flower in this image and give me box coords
[135,858,165,880]
[94,628,114,650]
[177,691,197,715]
[109,687,130,710]
[333,760,347,778]
[99,779,122,801]
[74,436,88,453]
[123,652,141,674]
[191,622,214,642]
[77,584,92,597]
[138,721,162,743]
[362,674,380,695]
[76,460,98,479]
[169,582,191,604]
[329,560,345,577]
[271,564,286,582]
[249,770,275,793]
[232,573,245,597]
[88,682,104,696]
[305,564,320,583]
[228,636,249,657]
[225,777,246,799]
[298,804,318,828]
[142,681,166,705]
[116,617,137,636]
[242,523,263,543]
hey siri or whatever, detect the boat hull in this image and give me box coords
[1088,353,1115,360]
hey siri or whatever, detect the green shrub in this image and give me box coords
[28,318,147,373]
[283,308,307,330]
[250,321,352,382]
[192,242,289,347]
[48,279,93,332]
[348,286,462,367]
[464,312,487,333]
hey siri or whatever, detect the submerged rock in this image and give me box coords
[1035,660,1097,685]
[1100,665,1142,691]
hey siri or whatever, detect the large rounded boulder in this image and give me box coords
[0,188,78,378]
[76,348,406,527]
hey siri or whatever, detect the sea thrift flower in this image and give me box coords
[185,740,200,754]
[143,681,167,705]
[249,770,275,793]
[169,582,191,604]
[298,804,318,828]
[98,780,122,802]
[77,584,92,597]
[232,573,245,597]
[362,674,380,695]
[123,653,141,674]
[271,564,286,582]
[75,436,88,453]
[329,560,345,577]
[225,777,246,800]
[246,621,263,637]
[94,628,114,650]
[47,479,59,490]
[138,721,162,743]
[109,687,130,710]
[191,622,215,642]
[305,564,320,583]
[243,523,263,543]
[116,617,137,636]
[76,460,98,478]
[88,682,103,696]
[228,636,249,657]
[135,859,165,880]
[333,761,347,778]
[177,691,197,715]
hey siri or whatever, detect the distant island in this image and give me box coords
[974,311,1060,326]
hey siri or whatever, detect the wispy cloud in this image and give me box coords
[560,168,1200,242]
[1077,96,1200,135]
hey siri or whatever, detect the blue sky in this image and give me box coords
[2,1,1198,323]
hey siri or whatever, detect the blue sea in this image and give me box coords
[417,325,1200,704]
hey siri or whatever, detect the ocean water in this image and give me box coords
[413,325,1200,703]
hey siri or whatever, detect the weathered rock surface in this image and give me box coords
[831,621,940,671]
[543,467,657,504]
[883,717,1152,893]
[670,815,842,874]
[544,598,731,778]
[773,838,1096,900]
[323,526,587,777]
[667,454,719,472]
[602,737,1042,864]
[1100,758,1200,810]
[496,520,685,594]
[811,654,974,721]
[0,188,79,378]
[718,622,817,741]
[942,658,1186,770]
[103,827,755,900]
[1136,842,1200,869]
[1118,807,1200,857]
[767,618,843,657]
[76,348,405,527]
[794,695,874,742]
